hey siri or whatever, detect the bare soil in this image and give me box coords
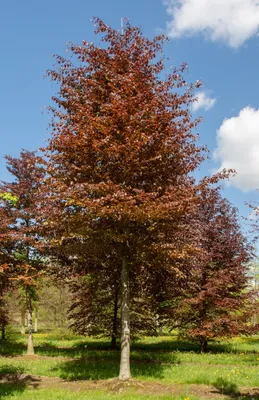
[1,373,259,399]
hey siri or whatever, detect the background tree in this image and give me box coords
[0,266,12,340]
[69,264,159,349]
[0,150,45,354]
[247,260,259,326]
[38,277,71,329]
[6,287,27,334]
[171,187,253,352]
[0,193,19,339]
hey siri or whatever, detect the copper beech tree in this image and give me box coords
[43,18,209,380]
[69,256,160,348]
[170,187,253,351]
[0,151,45,355]
[0,250,13,340]
[0,200,15,339]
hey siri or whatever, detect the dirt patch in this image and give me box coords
[0,374,41,389]
[0,374,259,400]
[1,373,259,399]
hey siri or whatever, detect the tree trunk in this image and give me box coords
[111,284,119,350]
[27,293,35,355]
[53,309,57,326]
[111,335,117,350]
[119,256,131,380]
[200,336,208,353]
[253,312,257,326]
[21,309,26,334]
[34,307,38,333]
[156,315,163,336]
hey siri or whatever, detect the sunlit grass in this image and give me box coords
[0,386,200,400]
[1,329,259,399]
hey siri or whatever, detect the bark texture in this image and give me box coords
[200,336,208,353]
[21,309,26,334]
[27,294,35,355]
[111,286,119,350]
[119,256,130,380]
[34,307,38,333]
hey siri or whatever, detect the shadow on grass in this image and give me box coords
[213,377,239,395]
[52,358,120,380]
[133,337,259,356]
[132,338,235,354]
[237,392,259,400]
[34,336,209,356]
[0,338,109,358]
[212,377,259,399]
[3,333,259,362]
[51,353,179,381]
[0,336,245,360]
[0,338,26,356]
[35,341,118,358]
[0,365,40,398]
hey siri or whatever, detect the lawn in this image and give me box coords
[1,330,259,399]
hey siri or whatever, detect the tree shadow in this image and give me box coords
[236,392,259,400]
[213,377,239,395]
[51,352,179,381]
[132,338,232,353]
[212,377,259,399]
[52,358,119,380]
[36,342,81,357]
[0,365,40,398]
[132,337,259,357]
[0,338,26,356]
[0,337,112,358]
[35,341,118,358]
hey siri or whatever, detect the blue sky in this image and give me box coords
[1,0,259,222]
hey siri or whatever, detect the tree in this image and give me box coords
[0,195,18,339]
[0,266,12,340]
[247,260,259,325]
[0,151,45,354]
[172,187,253,351]
[37,277,72,329]
[43,18,207,379]
[69,262,159,349]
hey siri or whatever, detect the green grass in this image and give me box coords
[0,387,200,400]
[1,330,259,399]
[1,353,259,386]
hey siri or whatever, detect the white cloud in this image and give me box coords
[192,91,216,112]
[164,0,259,48]
[214,106,259,192]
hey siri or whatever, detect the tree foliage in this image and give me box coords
[0,17,254,380]
[0,150,45,354]
[171,187,253,351]
[41,17,212,379]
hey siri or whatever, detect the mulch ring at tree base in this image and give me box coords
[1,374,259,399]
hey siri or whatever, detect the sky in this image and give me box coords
[1,0,259,223]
